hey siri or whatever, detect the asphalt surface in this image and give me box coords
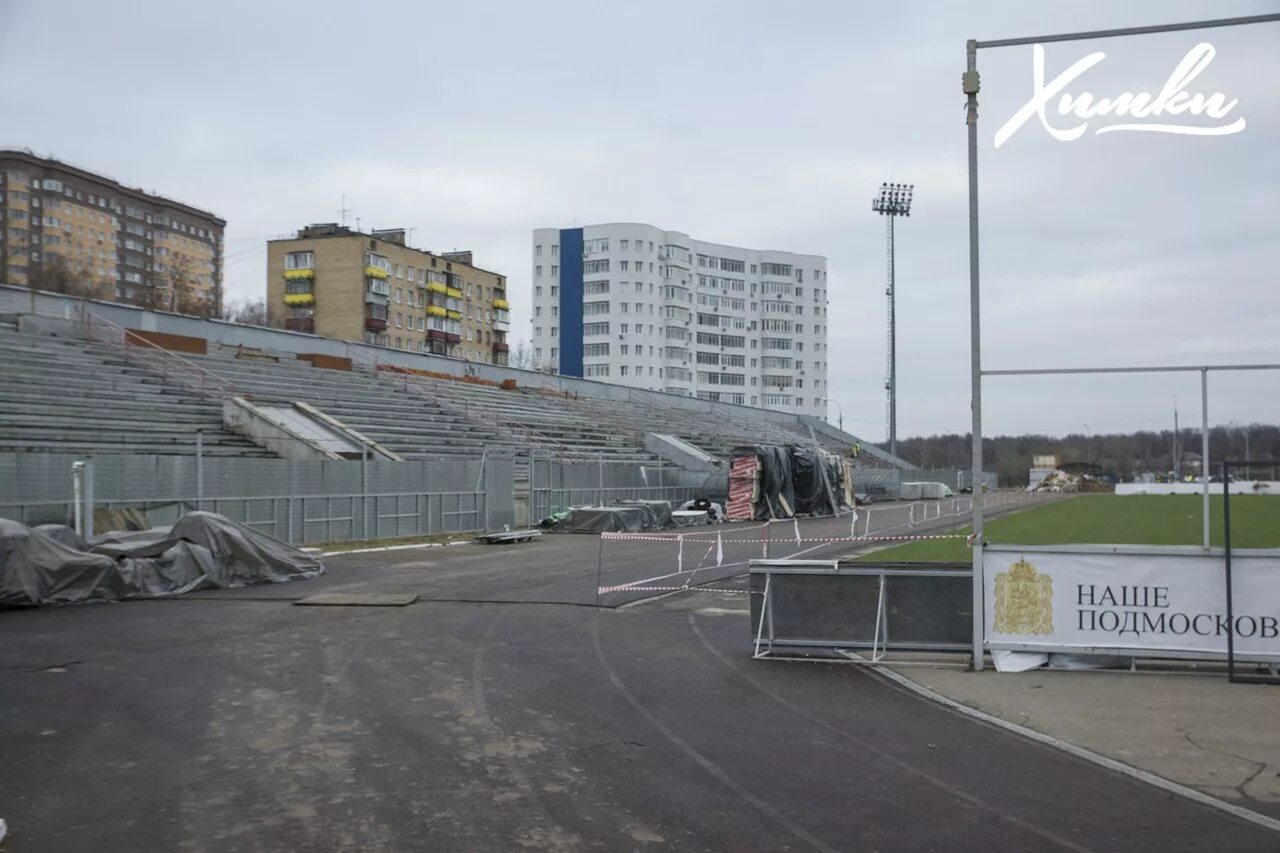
[2,498,1276,851]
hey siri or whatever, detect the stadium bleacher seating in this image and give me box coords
[0,319,869,467]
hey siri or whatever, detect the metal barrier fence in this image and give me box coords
[528,456,708,522]
[531,486,702,522]
[0,452,512,544]
[0,489,487,546]
[749,559,974,659]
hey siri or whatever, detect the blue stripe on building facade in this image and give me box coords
[558,227,584,377]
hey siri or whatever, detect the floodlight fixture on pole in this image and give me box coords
[872,182,914,459]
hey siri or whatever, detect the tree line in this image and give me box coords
[887,426,1280,486]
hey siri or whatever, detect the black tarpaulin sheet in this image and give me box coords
[616,499,674,529]
[0,511,324,607]
[790,447,843,516]
[550,505,651,534]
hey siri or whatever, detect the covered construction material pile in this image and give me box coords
[542,499,675,534]
[726,445,854,521]
[0,511,324,607]
[1030,470,1113,493]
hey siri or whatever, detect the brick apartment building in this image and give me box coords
[0,149,225,312]
[266,224,510,364]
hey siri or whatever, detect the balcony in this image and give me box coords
[283,292,314,307]
[364,316,388,332]
[426,305,447,317]
[492,341,509,354]
[285,317,315,333]
[283,268,315,281]
[364,264,389,280]
[492,298,510,310]
[493,319,510,333]
[425,281,448,294]
[445,287,463,299]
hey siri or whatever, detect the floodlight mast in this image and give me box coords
[871,182,914,459]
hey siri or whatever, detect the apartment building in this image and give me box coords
[530,223,829,416]
[266,224,510,364]
[0,149,225,311]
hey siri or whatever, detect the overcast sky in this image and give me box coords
[3,1,1276,441]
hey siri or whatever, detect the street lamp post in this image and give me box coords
[833,399,844,433]
[872,182,914,459]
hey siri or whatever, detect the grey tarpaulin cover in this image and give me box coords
[616,499,674,529]
[0,511,324,607]
[547,505,650,534]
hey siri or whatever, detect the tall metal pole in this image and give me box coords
[964,40,985,671]
[1201,369,1209,549]
[887,215,897,458]
[195,429,204,512]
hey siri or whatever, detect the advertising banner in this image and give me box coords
[984,545,1280,660]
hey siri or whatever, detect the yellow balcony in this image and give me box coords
[446,309,462,320]
[283,268,314,281]
[426,305,447,317]
[445,287,463,299]
[283,292,315,306]
[492,298,510,310]
[364,265,389,280]
[426,282,448,294]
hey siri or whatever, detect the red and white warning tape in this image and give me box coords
[598,584,757,595]
[600,533,967,544]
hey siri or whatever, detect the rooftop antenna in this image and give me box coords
[338,194,351,226]
[355,216,362,233]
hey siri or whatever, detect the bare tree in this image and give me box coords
[221,298,267,326]
[27,254,107,312]
[507,338,537,370]
[156,253,216,318]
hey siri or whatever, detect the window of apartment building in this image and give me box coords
[547,244,559,258]
[583,259,608,274]
[583,322,609,336]
[534,306,542,317]
[535,244,542,257]
[583,343,610,357]
[583,301,609,316]
[394,313,403,327]
[535,265,542,277]
[418,316,425,331]
[550,306,558,317]
[584,364,609,378]
[550,327,558,337]
[619,239,629,251]
[550,285,558,296]
[284,249,313,268]
[619,303,628,313]
[534,326,542,337]
[619,260,628,271]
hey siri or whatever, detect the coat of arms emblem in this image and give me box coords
[993,557,1053,635]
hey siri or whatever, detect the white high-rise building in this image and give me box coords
[530,223,829,417]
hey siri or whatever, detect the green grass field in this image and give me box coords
[857,494,1280,562]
